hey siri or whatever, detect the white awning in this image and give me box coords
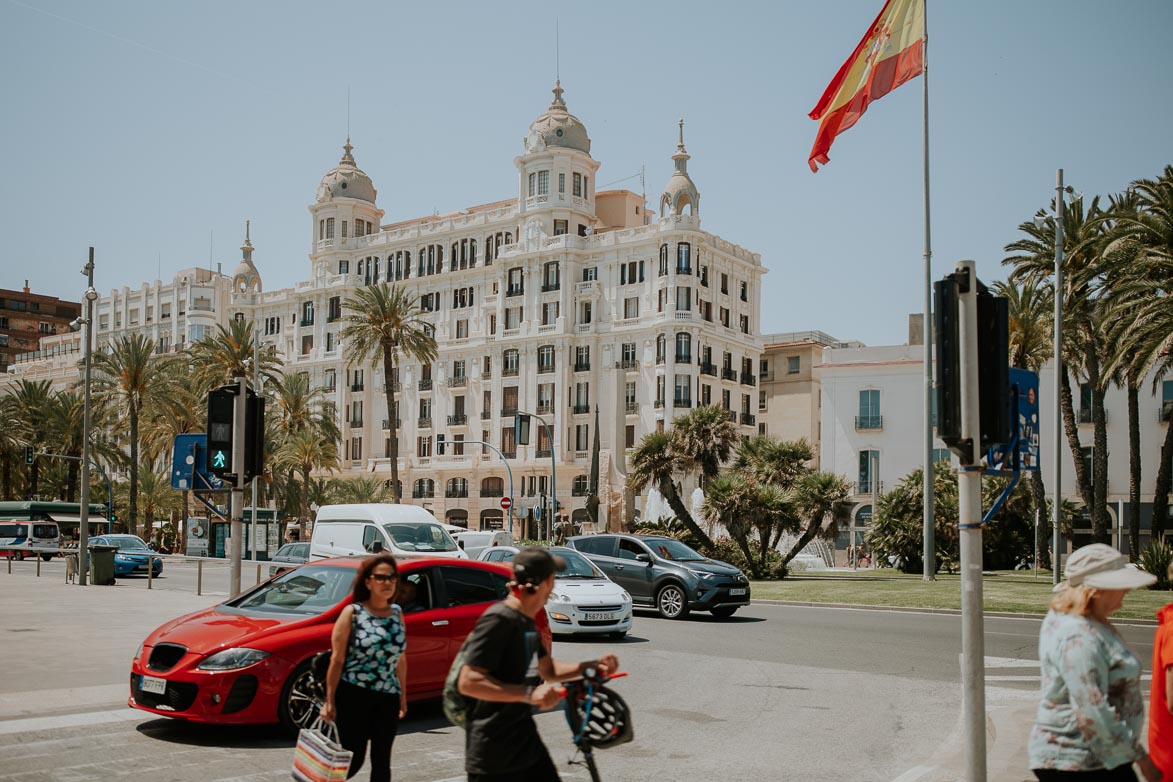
[49,514,81,523]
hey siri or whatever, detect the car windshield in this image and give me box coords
[104,535,149,551]
[645,537,706,562]
[383,523,458,552]
[554,548,604,579]
[221,565,355,616]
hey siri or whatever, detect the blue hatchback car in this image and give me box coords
[91,535,163,577]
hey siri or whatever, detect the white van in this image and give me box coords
[451,529,513,560]
[309,504,468,560]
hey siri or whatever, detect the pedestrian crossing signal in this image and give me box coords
[212,450,228,469]
[24,445,34,464]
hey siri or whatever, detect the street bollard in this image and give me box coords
[197,559,203,596]
[36,553,40,578]
[256,563,262,585]
[7,552,11,574]
[148,556,153,590]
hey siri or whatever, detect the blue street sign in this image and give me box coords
[987,368,1040,472]
[171,434,225,491]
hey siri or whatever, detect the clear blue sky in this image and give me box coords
[2,0,1169,346]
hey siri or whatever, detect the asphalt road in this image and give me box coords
[0,563,1159,782]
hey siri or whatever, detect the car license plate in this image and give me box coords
[729,588,747,596]
[141,675,167,695]
[585,612,615,622]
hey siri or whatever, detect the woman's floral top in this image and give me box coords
[341,603,406,695]
[1028,609,1146,771]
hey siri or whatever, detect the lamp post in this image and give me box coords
[76,249,99,586]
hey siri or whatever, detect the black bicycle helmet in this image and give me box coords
[563,681,634,750]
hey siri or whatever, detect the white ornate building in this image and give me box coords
[10,83,765,531]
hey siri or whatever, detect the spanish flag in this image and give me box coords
[808,0,925,172]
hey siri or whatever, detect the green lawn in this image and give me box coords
[750,569,1172,620]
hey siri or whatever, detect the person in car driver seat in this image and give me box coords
[456,547,619,781]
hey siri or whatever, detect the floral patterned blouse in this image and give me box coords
[1028,610,1146,771]
[341,603,406,695]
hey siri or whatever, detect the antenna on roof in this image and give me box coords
[347,84,351,139]
[555,18,560,83]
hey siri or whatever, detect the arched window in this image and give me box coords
[503,349,520,375]
[675,333,692,363]
[572,475,590,496]
[656,334,666,364]
[413,478,434,498]
[676,243,691,274]
[480,477,504,497]
[469,239,477,267]
[446,478,468,498]
[659,244,669,276]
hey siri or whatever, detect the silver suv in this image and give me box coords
[567,533,750,619]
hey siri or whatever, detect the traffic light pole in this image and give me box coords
[955,260,987,781]
[230,376,247,597]
[78,248,96,586]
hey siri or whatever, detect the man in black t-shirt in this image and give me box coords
[457,547,619,782]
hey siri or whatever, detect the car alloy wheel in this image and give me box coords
[279,661,324,734]
[656,584,689,620]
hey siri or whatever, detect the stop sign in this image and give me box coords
[500,497,513,511]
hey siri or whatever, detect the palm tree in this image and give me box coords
[134,462,181,545]
[1101,166,1173,541]
[732,435,814,549]
[186,318,281,392]
[140,362,205,554]
[702,472,791,577]
[992,278,1054,566]
[330,476,393,504]
[92,334,168,537]
[275,428,339,540]
[340,284,437,503]
[0,397,21,500]
[1004,195,1113,542]
[671,405,740,488]
[46,390,86,501]
[5,379,54,498]
[779,472,853,568]
[271,372,338,442]
[628,431,713,548]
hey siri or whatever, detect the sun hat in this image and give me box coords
[511,547,566,587]
[1053,543,1157,593]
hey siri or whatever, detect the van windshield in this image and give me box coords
[383,523,458,553]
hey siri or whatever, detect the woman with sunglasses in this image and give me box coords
[320,553,408,782]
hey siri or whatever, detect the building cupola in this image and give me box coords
[660,119,700,218]
[232,220,262,294]
[316,137,377,204]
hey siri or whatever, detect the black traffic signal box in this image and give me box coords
[207,384,265,484]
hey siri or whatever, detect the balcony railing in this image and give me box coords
[501,406,518,416]
[741,373,756,386]
[675,354,692,364]
[417,417,432,428]
[300,318,314,327]
[506,287,525,297]
[480,486,504,498]
[674,398,692,409]
[381,419,401,430]
[574,362,591,372]
[541,283,561,293]
[854,415,883,430]
[620,359,639,370]
[481,370,491,380]
[418,379,433,391]
[572,404,591,415]
[625,402,639,414]
[503,367,520,377]
[447,414,468,426]
[349,418,363,428]
[700,362,718,376]
[501,450,517,459]
[722,368,738,381]
[447,377,467,388]
[537,403,553,414]
[538,364,555,374]
[853,480,885,496]
[656,355,665,366]
[535,449,552,458]
[411,489,435,499]
[481,410,492,420]
[572,485,592,497]
[654,400,665,409]
[445,487,469,498]
[740,413,756,426]
[351,383,364,392]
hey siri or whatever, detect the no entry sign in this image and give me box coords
[500,497,513,511]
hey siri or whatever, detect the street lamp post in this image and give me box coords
[517,410,555,539]
[76,248,99,586]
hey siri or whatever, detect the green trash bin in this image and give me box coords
[89,544,117,586]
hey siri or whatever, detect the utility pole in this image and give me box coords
[230,376,247,596]
[956,259,987,781]
[1052,169,1065,586]
[78,248,97,586]
[250,327,261,563]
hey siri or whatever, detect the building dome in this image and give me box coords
[316,138,377,204]
[525,82,591,155]
[660,119,700,217]
[232,221,261,294]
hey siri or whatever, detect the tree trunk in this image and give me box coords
[384,343,400,503]
[756,522,772,572]
[1058,366,1093,511]
[1,453,10,500]
[661,478,713,549]
[66,457,79,503]
[1086,347,1110,543]
[1030,469,1050,569]
[1151,416,1173,543]
[129,401,140,538]
[1127,382,1141,560]
[300,466,310,542]
[780,522,821,568]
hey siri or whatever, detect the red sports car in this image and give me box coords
[128,556,551,731]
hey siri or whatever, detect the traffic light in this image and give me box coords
[934,275,962,453]
[436,434,446,455]
[977,289,1010,451]
[514,414,531,446]
[24,445,34,464]
[207,386,236,480]
[244,393,265,484]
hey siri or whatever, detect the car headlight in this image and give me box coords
[134,642,144,660]
[620,590,631,603]
[196,648,271,671]
[551,592,572,603]
[688,569,716,582]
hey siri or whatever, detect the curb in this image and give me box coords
[750,598,1160,627]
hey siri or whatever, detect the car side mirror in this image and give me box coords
[369,541,384,554]
[636,553,651,564]
[458,540,465,549]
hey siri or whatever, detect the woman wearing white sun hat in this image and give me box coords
[1028,543,1161,781]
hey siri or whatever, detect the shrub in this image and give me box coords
[1139,542,1173,590]
[699,537,785,580]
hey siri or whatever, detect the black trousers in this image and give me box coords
[467,746,561,782]
[1034,765,1139,781]
[335,680,401,782]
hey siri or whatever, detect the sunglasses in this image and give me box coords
[369,573,398,584]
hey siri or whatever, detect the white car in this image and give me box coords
[479,545,634,639]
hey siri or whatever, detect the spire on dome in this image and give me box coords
[660,118,700,218]
[233,220,261,293]
[340,136,356,166]
[550,80,566,109]
[672,118,691,174]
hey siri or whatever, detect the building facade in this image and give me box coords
[8,84,765,531]
[0,284,81,372]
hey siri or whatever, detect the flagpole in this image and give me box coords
[921,0,936,583]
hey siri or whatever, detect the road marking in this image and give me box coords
[890,765,937,782]
[984,656,1038,668]
[0,707,142,736]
